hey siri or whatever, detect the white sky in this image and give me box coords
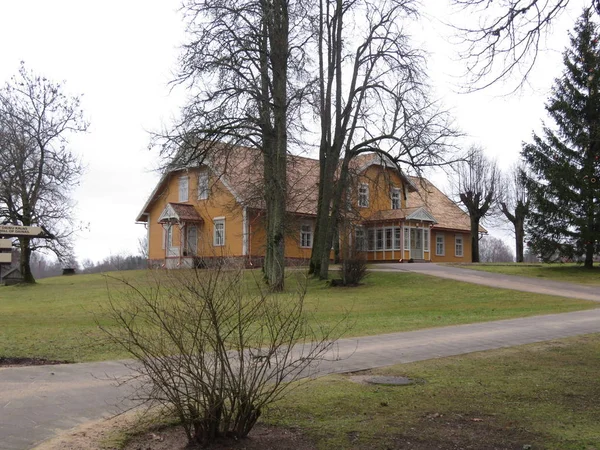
[0,0,590,262]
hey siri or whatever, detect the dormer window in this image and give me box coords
[358,183,369,207]
[391,187,401,209]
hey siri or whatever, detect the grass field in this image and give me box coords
[265,334,600,449]
[0,269,596,362]
[452,262,600,286]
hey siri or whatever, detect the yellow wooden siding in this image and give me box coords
[147,168,245,260]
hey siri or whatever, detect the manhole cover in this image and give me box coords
[348,375,415,386]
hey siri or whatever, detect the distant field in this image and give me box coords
[0,269,596,362]
[452,263,600,286]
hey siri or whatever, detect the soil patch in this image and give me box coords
[0,356,71,368]
[124,424,317,450]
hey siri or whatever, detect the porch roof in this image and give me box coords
[158,203,203,224]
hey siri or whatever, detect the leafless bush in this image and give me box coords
[337,250,368,287]
[101,265,342,447]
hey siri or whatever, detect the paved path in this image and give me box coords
[373,263,600,302]
[3,306,600,450]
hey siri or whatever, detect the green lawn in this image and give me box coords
[266,334,600,449]
[0,270,596,362]
[452,262,600,286]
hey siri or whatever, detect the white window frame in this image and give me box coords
[385,227,394,250]
[391,187,401,210]
[403,226,410,251]
[436,233,445,256]
[358,183,369,208]
[367,229,375,251]
[376,228,384,250]
[355,227,367,251]
[393,227,402,250]
[198,170,209,200]
[300,223,313,248]
[213,218,225,247]
[455,234,464,257]
[179,176,189,202]
[423,228,430,252]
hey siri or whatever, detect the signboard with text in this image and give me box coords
[0,225,45,237]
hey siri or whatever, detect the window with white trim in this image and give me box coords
[179,176,189,202]
[213,218,225,247]
[394,228,402,250]
[355,227,367,251]
[423,228,430,252]
[403,227,410,250]
[436,234,445,256]
[367,229,375,251]
[198,170,209,200]
[391,187,401,209]
[385,228,393,250]
[300,223,313,248]
[358,183,369,207]
[455,234,464,257]
[376,229,384,250]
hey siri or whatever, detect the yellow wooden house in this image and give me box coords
[136,147,477,267]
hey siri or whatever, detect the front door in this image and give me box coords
[410,228,423,260]
[186,225,198,256]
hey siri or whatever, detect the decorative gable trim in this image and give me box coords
[158,203,178,223]
[406,207,437,223]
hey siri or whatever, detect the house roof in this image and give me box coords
[136,146,478,233]
[407,177,486,233]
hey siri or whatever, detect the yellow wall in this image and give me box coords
[144,164,472,264]
[147,168,245,261]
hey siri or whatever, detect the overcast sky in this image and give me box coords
[0,0,589,262]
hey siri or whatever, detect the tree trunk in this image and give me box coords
[19,236,35,284]
[515,219,525,263]
[470,215,480,263]
[262,0,288,291]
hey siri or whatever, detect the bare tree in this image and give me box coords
[479,235,515,262]
[101,265,343,447]
[497,163,530,262]
[0,64,87,283]
[450,1,600,91]
[454,147,499,262]
[309,0,460,279]
[158,0,312,291]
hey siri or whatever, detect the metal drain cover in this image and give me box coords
[349,375,414,385]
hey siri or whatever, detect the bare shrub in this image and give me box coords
[101,265,341,447]
[336,248,368,287]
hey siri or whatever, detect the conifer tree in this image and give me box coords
[522,8,600,268]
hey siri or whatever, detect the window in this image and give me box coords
[213,218,225,247]
[355,227,366,251]
[179,176,189,202]
[376,229,384,250]
[436,234,445,256]
[162,225,173,249]
[403,227,410,250]
[198,171,209,200]
[300,223,312,248]
[391,188,401,209]
[394,227,401,250]
[423,229,430,252]
[358,183,369,207]
[186,225,198,255]
[455,234,464,257]
[367,229,375,251]
[385,228,393,250]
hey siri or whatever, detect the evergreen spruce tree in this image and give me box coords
[522,8,600,268]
